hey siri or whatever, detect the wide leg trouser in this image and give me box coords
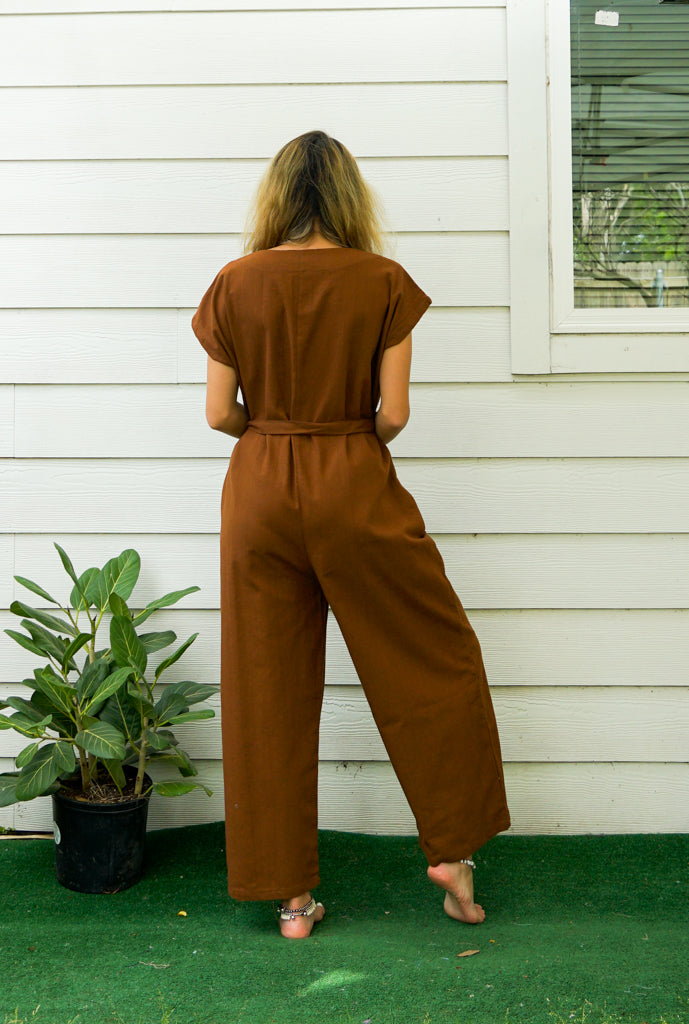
[219,421,511,900]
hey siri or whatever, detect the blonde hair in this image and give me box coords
[242,130,392,256]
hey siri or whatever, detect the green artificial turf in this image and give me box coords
[1,825,687,1024]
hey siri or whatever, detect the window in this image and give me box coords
[571,0,689,310]
[507,0,689,373]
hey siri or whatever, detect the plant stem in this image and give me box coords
[78,748,89,789]
[135,718,149,796]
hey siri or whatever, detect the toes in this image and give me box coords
[442,889,485,924]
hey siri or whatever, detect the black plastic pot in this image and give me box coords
[51,766,153,893]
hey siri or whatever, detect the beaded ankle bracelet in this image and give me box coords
[277,896,318,921]
[459,858,477,869]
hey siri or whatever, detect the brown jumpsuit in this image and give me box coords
[192,246,511,901]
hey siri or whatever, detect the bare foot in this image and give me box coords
[427,862,486,924]
[277,892,326,939]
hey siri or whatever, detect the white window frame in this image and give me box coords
[507,0,689,374]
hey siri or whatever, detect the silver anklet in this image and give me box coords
[459,858,476,869]
[277,896,317,921]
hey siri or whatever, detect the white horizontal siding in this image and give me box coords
[4,458,689,533]
[6,533,689,611]
[4,606,689,688]
[3,686,687,763]
[0,387,13,456]
[3,84,508,159]
[1,0,686,840]
[0,10,506,85]
[12,382,689,457]
[0,158,509,234]
[6,762,688,836]
[0,234,508,308]
[0,0,506,12]
[0,308,513,385]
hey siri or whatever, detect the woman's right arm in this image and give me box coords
[374,333,412,444]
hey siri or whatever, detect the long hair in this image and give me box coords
[242,130,392,256]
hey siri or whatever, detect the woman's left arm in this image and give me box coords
[205,356,249,438]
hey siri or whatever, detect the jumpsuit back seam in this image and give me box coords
[289,435,316,572]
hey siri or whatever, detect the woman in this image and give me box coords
[191,130,511,940]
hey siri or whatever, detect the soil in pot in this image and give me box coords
[52,764,152,894]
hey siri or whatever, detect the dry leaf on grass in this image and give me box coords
[457,949,480,958]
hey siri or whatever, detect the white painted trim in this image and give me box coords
[547,0,575,331]
[552,333,689,373]
[506,0,551,373]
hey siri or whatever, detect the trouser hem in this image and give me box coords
[228,875,321,902]
[421,808,512,868]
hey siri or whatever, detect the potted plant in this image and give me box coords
[0,543,218,893]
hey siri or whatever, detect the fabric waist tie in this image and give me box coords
[246,418,376,436]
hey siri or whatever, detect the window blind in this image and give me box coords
[570,0,689,306]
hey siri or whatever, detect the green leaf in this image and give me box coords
[61,632,92,673]
[14,575,58,605]
[159,680,218,706]
[76,657,109,704]
[10,600,78,638]
[152,781,199,797]
[18,674,40,692]
[126,681,155,717]
[97,550,141,609]
[154,633,198,682]
[0,774,21,807]
[30,691,74,737]
[153,690,188,725]
[55,740,76,773]
[15,743,70,801]
[16,742,41,768]
[80,666,134,715]
[110,615,147,676]
[140,630,176,654]
[100,690,141,744]
[151,745,197,777]
[168,708,215,725]
[108,592,129,619]
[71,567,101,611]
[144,728,173,751]
[8,711,53,737]
[3,696,47,723]
[101,758,127,790]
[33,666,76,719]
[73,719,126,760]
[0,715,15,730]
[132,586,201,626]
[21,620,69,662]
[4,628,48,659]
[54,542,79,584]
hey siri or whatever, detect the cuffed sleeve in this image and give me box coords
[191,268,237,370]
[384,264,432,349]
